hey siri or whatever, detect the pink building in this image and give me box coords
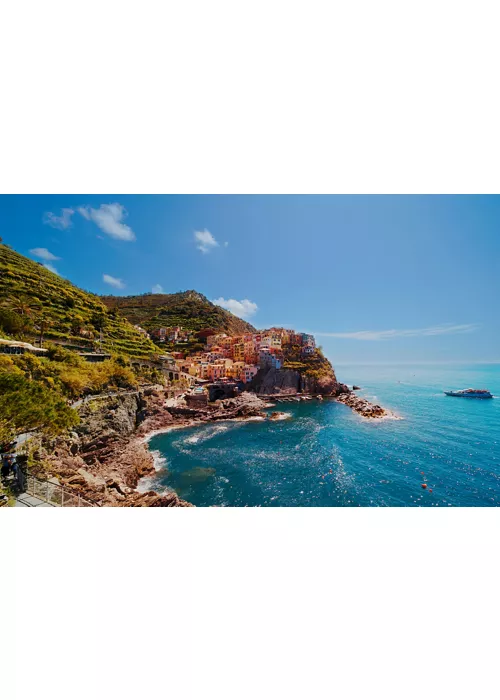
[208,364,225,381]
[241,365,259,384]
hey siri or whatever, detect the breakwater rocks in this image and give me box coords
[335,392,391,419]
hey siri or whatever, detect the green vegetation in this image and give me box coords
[101,290,256,336]
[283,345,335,379]
[0,371,79,444]
[0,345,139,401]
[0,243,158,358]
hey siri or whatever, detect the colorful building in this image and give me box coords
[241,365,259,384]
[301,333,315,348]
[259,349,282,370]
[208,364,225,381]
[151,328,167,342]
[233,342,245,361]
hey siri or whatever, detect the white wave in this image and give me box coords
[364,412,404,422]
[230,415,266,423]
[185,434,201,444]
[182,424,231,446]
[137,478,175,496]
[150,449,168,472]
[141,422,197,443]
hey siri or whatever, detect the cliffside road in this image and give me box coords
[71,389,141,409]
[70,383,187,409]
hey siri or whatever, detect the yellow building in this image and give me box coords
[233,342,245,361]
[227,361,245,378]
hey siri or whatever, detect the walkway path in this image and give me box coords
[15,493,54,507]
[71,389,141,408]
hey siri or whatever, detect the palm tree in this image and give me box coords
[35,314,54,348]
[2,295,38,317]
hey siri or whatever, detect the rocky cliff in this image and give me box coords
[251,367,348,397]
[28,389,270,507]
[29,390,193,507]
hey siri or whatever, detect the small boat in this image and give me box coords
[444,388,493,399]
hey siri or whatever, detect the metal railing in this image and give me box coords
[25,473,96,507]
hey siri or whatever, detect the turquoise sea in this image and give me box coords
[144,364,500,507]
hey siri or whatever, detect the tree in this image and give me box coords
[70,315,85,336]
[0,372,79,437]
[0,308,33,338]
[3,295,38,318]
[35,314,54,348]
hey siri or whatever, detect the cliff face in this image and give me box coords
[251,367,347,396]
[32,391,193,507]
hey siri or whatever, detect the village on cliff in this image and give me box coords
[135,324,317,387]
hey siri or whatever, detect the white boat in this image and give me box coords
[444,388,493,399]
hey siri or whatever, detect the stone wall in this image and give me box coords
[185,392,208,408]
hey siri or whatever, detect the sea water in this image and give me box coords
[145,364,500,507]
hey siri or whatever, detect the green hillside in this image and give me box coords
[0,244,157,358]
[101,290,256,336]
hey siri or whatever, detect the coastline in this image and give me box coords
[134,389,396,502]
[30,386,395,507]
[135,409,287,495]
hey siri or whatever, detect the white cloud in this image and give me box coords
[313,323,479,341]
[43,208,74,230]
[224,241,229,247]
[152,284,164,294]
[195,229,219,253]
[103,274,125,289]
[30,247,60,262]
[212,297,258,319]
[43,263,60,275]
[78,203,135,241]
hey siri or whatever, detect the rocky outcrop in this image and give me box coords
[151,392,268,424]
[335,392,391,419]
[251,367,347,397]
[30,390,191,507]
[268,411,290,421]
[31,390,269,507]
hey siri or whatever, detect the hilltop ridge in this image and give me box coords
[101,290,256,336]
[0,244,157,358]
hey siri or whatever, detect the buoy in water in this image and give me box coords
[422,483,427,489]
[429,489,433,493]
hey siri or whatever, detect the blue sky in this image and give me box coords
[1,195,499,364]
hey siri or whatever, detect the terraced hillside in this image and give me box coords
[0,244,157,358]
[102,290,256,336]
